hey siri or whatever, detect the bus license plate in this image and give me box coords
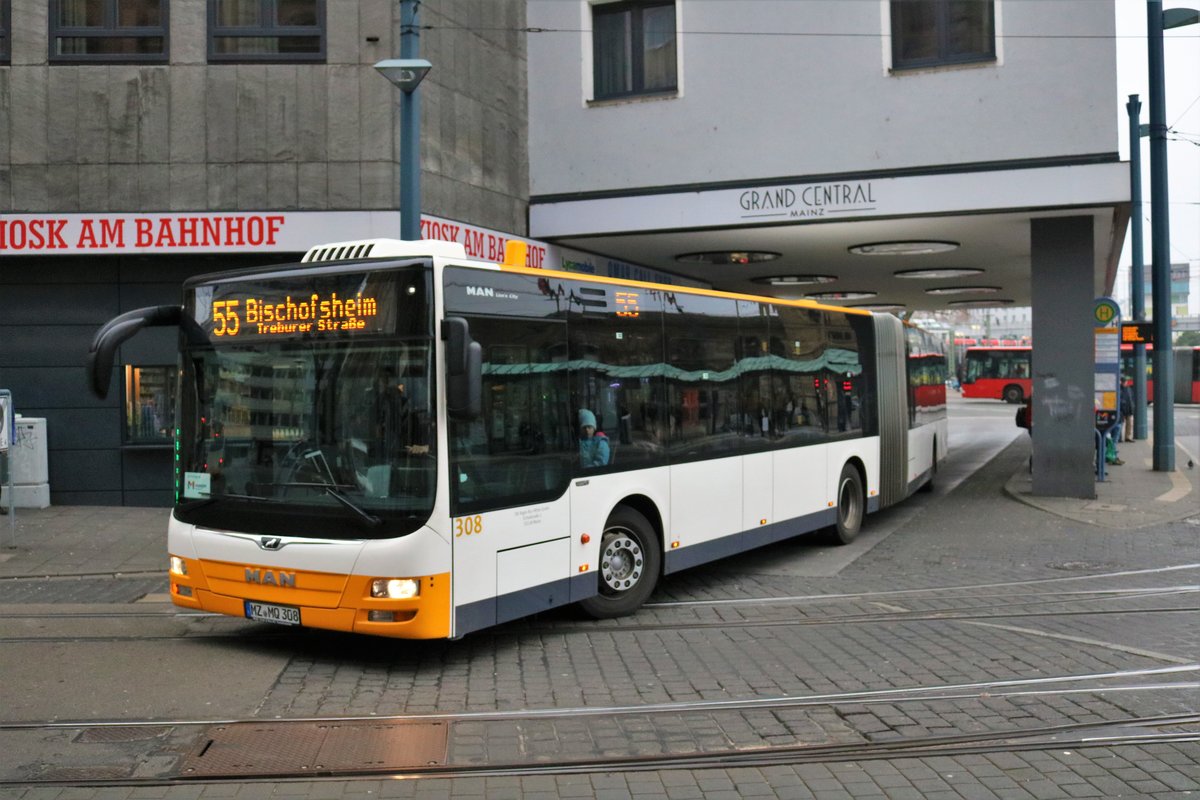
[244,600,301,626]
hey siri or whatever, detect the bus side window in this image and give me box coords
[563,280,667,470]
[447,314,573,514]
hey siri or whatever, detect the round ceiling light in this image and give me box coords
[751,274,837,286]
[677,251,781,265]
[924,285,1001,295]
[806,290,878,300]
[894,268,983,279]
[849,241,960,256]
[851,303,906,313]
[947,299,1014,308]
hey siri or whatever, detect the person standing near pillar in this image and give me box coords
[1121,376,1135,442]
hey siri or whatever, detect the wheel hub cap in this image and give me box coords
[600,533,643,591]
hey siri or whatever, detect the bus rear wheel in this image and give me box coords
[1003,384,1024,404]
[827,463,865,545]
[579,506,661,619]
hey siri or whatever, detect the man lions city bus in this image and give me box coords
[87,239,948,639]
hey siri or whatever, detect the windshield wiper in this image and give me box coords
[268,479,384,531]
[319,484,384,530]
[181,487,381,531]
[291,449,384,530]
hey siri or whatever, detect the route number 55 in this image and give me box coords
[212,300,241,336]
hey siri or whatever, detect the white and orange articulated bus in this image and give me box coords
[87,239,947,639]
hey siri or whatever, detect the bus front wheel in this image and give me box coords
[579,506,661,619]
[828,463,865,545]
[1003,385,1024,404]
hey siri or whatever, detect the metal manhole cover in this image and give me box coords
[179,720,448,777]
[36,766,132,781]
[76,726,172,743]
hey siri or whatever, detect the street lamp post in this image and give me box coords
[375,0,432,241]
[1126,95,1148,440]
[1146,1,1199,471]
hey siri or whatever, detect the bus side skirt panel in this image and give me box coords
[907,467,933,497]
[661,496,889,576]
[664,508,837,574]
[454,574,588,637]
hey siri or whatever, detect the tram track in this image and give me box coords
[3,565,1195,652]
[537,604,1200,637]
[2,706,1197,788]
[1,588,1195,643]
[650,561,1200,609]
[6,663,1198,733]
[0,570,164,582]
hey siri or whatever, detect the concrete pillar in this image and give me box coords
[1030,216,1096,499]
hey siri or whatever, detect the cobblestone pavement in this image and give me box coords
[2,421,1198,799]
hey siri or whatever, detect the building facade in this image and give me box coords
[0,0,529,505]
[525,0,1128,499]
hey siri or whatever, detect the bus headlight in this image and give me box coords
[170,556,188,576]
[371,578,420,599]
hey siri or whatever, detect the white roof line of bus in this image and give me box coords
[300,237,874,317]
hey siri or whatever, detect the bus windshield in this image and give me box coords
[175,266,435,538]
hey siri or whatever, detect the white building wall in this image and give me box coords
[527,0,1118,196]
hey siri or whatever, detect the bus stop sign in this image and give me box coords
[1093,298,1120,412]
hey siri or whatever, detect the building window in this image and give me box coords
[49,0,168,63]
[1,0,10,62]
[592,1,677,100]
[125,365,176,445]
[891,0,995,70]
[208,0,325,63]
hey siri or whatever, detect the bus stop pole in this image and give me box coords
[1126,95,1148,441]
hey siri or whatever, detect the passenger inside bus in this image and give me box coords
[370,368,429,457]
[578,408,611,468]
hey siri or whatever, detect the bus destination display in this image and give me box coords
[1120,321,1154,346]
[198,274,395,339]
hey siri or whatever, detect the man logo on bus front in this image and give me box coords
[259,537,283,550]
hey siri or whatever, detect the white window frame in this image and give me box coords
[881,0,1003,75]
[583,0,684,105]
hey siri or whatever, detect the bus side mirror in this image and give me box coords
[87,305,196,399]
[442,317,482,420]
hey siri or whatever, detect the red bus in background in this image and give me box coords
[956,341,1195,406]
[960,346,1032,403]
[1176,346,1200,403]
[953,337,1029,384]
[1106,344,1198,405]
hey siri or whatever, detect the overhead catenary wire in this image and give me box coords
[420,23,1199,41]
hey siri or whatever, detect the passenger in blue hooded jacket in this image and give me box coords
[577,408,610,468]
